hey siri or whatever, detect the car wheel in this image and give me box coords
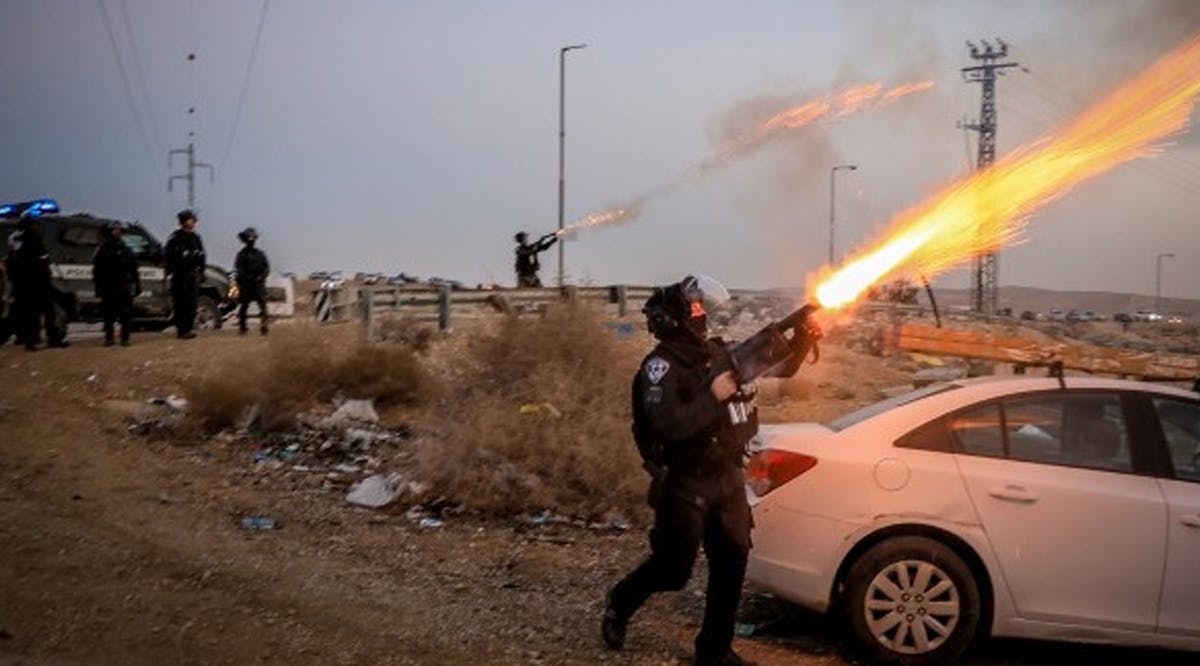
[194,295,221,331]
[843,536,981,665]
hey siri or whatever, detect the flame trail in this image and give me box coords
[565,79,934,235]
[814,34,1200,311]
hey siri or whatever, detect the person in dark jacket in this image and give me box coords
[234,227,270,335]
[164,209,206,339]
[92,221,140,346]
[5,214,67,351]
[602,275,818,666]
[514,230,557,287]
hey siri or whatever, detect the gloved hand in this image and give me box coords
[792,318,823,364]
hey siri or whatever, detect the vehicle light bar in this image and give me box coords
[0,198,60,219]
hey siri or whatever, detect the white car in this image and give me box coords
[745,375,1200,664]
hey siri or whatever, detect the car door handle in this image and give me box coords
[1181,514,1200,529]
[988,484,1039,503]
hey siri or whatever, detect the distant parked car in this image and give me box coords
[1020,310,1038,321]
[1114,312,1134,323]
[746,376,1200,663]
[1134,309,1163,322]
[1048,307,1066,321]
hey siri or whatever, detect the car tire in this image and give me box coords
[843,535,981,665]
[194,295,222,331]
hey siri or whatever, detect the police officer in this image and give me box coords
[602,275,817,666]
[92,221,140,346]
[234,227,270,335]
[514,230,557,287]
[5,214,67,351]
[164,209,206,339]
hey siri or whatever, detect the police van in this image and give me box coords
[0,199,232,340]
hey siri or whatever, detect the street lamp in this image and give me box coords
[1156,252,1174,315]
[557,43,587,287]
[828,164,858,264]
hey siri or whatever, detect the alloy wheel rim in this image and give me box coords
[863,558,960,655]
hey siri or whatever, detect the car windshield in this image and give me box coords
[825,383,960,432]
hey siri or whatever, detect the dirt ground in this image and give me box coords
[1,319,1196,666]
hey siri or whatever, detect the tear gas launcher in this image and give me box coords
[720,303,821,384]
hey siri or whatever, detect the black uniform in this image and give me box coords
[5,222,65,349]
[608,331,759,663]
[92,233,140,345]
[234,245,269,334]
[164,228,205,337]
[514,234,556,287]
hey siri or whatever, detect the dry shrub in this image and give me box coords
[188,325,428,431]
[417,305,647,520]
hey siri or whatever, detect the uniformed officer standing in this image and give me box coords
[513,231,557,287]
[5,214,67,351]
[602,275,817,666]
[233,227,270,335]
[164,210,206,339]
[92,221,140,346]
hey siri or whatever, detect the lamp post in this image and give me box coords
[557,43,587,287]
[1156,252,1174,315]
[828,164,858,264]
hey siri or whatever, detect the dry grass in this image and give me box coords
[416,305,648,520]
[188,325,429,431]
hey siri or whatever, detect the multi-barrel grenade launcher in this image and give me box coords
[723,303,821,384]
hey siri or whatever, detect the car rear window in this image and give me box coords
[826,383,960,432]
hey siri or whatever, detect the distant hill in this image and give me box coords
[932,286,1200,318]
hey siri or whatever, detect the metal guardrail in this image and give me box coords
[312,284,798,342]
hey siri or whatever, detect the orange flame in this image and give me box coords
[814,35,1200,310]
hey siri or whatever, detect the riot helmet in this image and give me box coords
[238,227,259,244]
[514,231,528,244]
[642,274,729,340]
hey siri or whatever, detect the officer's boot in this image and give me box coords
[601,592,628,650]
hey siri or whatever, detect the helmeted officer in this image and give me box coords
[5,213,67,350]
[602,275,817,666]
[234,226,270,335]
[164,209,206,339]
[513,230,557,288]
[91,221,140,346]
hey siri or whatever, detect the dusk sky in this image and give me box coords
[2,0,1198,298]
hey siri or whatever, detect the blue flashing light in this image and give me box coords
[0,198,60,219]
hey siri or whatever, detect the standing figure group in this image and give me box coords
[4,214,67,351]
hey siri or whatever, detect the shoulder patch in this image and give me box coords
[645,357,670,385]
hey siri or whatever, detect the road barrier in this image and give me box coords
[313,284,799,342]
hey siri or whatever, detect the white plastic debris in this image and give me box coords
[345,472,405,508]
[322,399,379,426]
[418,517,443,529]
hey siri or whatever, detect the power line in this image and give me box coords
[219,0,270,172]
[118,0,163,158]
[97,0,160,180]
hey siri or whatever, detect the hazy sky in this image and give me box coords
[2,0,1198,298]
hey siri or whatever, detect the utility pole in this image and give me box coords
[961,39,1018,315]
[168,142,213,209]
[557,43,586,288]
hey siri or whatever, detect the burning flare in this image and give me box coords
[815,34,1200,310]
[569,80,934,235]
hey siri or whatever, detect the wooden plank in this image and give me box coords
[898,323,1199,380]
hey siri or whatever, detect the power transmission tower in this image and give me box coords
[961,39,1018,315]
[168,142,213,209]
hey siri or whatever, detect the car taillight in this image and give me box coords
[746,449,817,497]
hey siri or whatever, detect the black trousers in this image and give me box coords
[12,283,63,347]
[171,277,198,335]
[516,273,542,288]
[99,290,133,343]
[608,465,751,660]
[237,286,268,332]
